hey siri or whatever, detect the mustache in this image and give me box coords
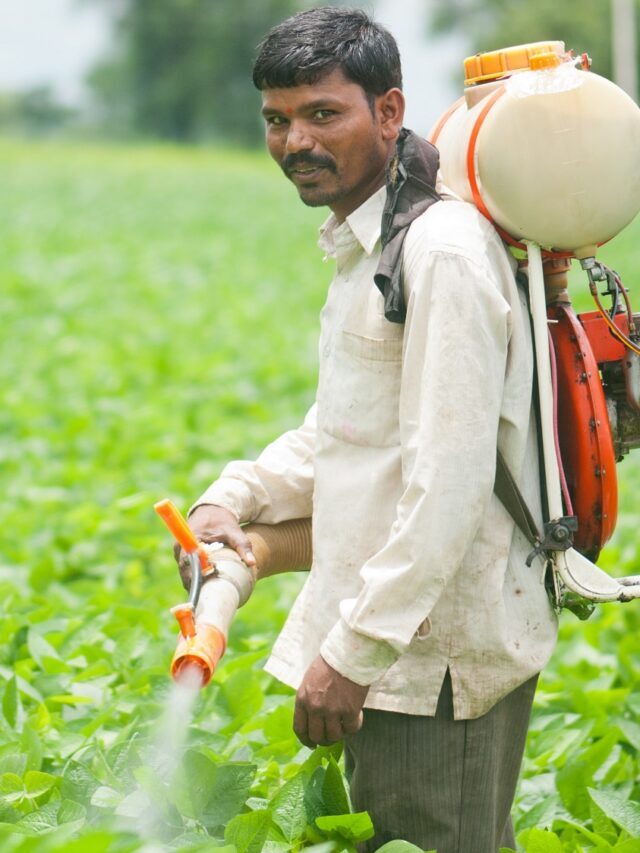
[281,153,337,175]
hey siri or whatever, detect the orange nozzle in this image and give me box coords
[170,624,226,688]
[171,603,196,638]
[155,498,210,572]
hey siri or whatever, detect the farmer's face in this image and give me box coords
[261,68,404,221]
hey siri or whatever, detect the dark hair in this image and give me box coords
[252,6,402,99]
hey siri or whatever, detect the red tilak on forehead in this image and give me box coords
[285,107,293,115]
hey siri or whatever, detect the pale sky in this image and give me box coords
[375,0,467,133]
[0,0,466,133]
[0,0,112,106]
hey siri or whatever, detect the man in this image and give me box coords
[177,8,557,851]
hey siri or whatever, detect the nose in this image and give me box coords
[285,120,314,155]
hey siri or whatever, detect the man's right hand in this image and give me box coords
[173,504,256,590]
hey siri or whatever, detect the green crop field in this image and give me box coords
[1,139,639,852]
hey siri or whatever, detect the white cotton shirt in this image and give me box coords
[194,186,558,719]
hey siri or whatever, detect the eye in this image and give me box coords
[313,109,335,121]
[265,115,288,127]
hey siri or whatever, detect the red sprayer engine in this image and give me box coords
[542,258,640,562]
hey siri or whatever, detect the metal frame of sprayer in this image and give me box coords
[524,247,640,606]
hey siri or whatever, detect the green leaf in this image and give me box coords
[304,766,327,824]
[92,744,125,791]
[556,731,618,819]
[263,704,295,743]
[590,793,617,839]
[321,756,351,816]
[0,801,19,824]
[224,809,272,853]
[375,842,427,853]
[27,631,60,667]
[114,787,152,819]
[0,773,25,805]
[617,717,640,751]
[173,750,256,829]
[90,786,122,809]
[24,771,57,799]
[133,765,183,828]
[170,834,236,852]
[302,844,338,853]
[47,694,96,706]
[107,737,140,787]
[2,676,19,729]
[315,812,374,842]
[57,799,86,827]
[14,802,60,835]
[516,828,564,852]
[517,795,559,832]
[588,788,640,837]
[20,726,43,773]
[0,744,27,777]
[219,669,264,726]
[270,773,307,842]
[611,841,640,852]
[61,760,101,805]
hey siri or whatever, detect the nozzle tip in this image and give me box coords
[170,624,226,688]
[173,660,207,690]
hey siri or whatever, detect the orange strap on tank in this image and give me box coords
[467,88,509,229]
[154,498,210,572]
[428,96,464,146]
[466,86,573,260]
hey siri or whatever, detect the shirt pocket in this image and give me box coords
[318,330,403,447]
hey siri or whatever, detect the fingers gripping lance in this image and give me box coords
[154,498,212,619]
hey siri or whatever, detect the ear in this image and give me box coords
[376,88,405,140]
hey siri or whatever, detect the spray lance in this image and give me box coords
[155,499,312,686]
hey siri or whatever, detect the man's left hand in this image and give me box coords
[294,655,369,748]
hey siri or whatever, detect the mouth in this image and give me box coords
[289,166,326,182]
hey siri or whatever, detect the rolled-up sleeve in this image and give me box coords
[320,249,512,685]
[191,404,316,524]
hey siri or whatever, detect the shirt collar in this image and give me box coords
[318,185,386,259]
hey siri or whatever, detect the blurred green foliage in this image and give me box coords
[0,87,76,137]
[0,139,639,849]
[88,0,308,145]
[430,0,640,82]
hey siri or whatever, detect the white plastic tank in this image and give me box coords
[429,42,640,258]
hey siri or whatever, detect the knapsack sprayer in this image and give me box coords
[430,41,640,608]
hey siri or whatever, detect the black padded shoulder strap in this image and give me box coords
[494,449,540,547]
[374,128,441,323]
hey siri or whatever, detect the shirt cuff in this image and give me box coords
[320,619,399,687]
[189,478,256,523]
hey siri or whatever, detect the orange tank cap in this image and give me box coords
[529,51,561,71]
[464,41,566,86]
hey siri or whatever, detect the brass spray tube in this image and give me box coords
[247,518,313,579]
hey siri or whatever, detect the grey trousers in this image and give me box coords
[344,671,538,853]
